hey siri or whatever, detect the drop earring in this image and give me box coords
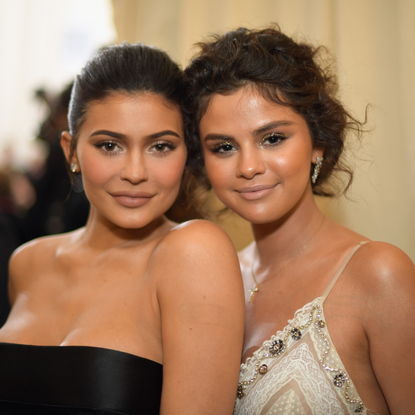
[311,157,323,184]
[70,163,78,173]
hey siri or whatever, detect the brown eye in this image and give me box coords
[104,142,117,151]
[211,142,236,153]
[150,141,176,153]
[95,141,122,152]
[262,133,287,146]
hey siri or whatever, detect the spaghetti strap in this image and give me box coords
[321,241,369,304]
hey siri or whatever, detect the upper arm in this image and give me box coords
[8,243,31,305]
[154,221,245,415]
[361,243,415,412]
[7,239,45,305]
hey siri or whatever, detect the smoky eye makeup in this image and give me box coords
[94,140,122,153]
[148,141,178,154]
[208,141,237,154]
[260,132,289,147]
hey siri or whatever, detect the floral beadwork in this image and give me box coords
[236,298,365,414]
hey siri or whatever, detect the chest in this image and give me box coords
[1,255,159,350]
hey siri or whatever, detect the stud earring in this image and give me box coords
[311,157,323,184]
[70,163,78,173]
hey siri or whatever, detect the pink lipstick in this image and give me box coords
[110,191,155,208]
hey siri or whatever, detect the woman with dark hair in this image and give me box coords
[185,27,415,414]
[0,43,245,414]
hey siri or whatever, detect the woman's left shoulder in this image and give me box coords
[349,241,415,295]
[159,219,236,256]
[354,240,414,274]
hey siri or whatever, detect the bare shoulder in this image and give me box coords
[151,219,243,294]
[350,241,415,282]
[345,241,415,313]
[10,233,67,272]
[156,219,238,259]
[8,231,80,300]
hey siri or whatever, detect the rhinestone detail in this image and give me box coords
[237,384,245,399]
[269,339,285,356]
[258,364,268,375]
[236,300,365,412]
[334,374,346,387]
[290,327,302,340]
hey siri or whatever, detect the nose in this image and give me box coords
[120,151,148,184]
[236,148,266,179]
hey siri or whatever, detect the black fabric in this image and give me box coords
[0,343,162,414]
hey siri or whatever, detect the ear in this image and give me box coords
[61,131,78,166]
[311,147,324,163]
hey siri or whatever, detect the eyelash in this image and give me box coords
[260,132,289,146]
[95,141,122,153]
[94,140,177,155]
[209,133,289,154]
[149,141,177,154]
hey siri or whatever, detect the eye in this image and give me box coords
[261,133,288,146]
[211,142,237,154]
[95,141,122,153]
[150,141,176,153]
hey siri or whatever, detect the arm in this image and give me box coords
[362,243,415,413]
[154,221,245,415]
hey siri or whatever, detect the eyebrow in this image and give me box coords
[252,121,295,136]
[89,129,181,140]
[203,120,296,142]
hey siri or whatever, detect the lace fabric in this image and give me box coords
[235,243,378,415]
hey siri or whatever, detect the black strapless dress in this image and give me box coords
[0,342,162,414]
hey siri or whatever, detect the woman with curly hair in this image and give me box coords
[185,26,415,414]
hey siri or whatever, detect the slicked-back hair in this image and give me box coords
[66,42,204,217]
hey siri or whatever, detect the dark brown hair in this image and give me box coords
[67,42,204,218]
[184,25,365,196]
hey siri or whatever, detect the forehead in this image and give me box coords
[80,92,183,135]
[199,87,305,134]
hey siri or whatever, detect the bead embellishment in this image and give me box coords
[258,364,268,375]
[236,299,366,414]
[290,327,302,340]
[334,373,346,387]
[269,339,285,356]
[316,319,326,328]
[237,384,245,399]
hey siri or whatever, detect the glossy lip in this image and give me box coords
[235,184,277,201]
[110,191,155,208]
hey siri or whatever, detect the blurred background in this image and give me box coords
[0,1,414,320]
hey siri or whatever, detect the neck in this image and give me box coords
[78,207,172,250]
[251,190,324,268]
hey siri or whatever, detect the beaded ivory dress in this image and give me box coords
[235,242,379,415]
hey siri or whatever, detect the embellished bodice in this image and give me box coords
[234,242,379,415]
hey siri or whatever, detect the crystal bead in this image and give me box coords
[259,364,268,375]
[269,339,285,356]
[290,328,302,340]
[237,384,245,399]
[355,405,364,414]
[333,374,346,387]
[316,320,326,328]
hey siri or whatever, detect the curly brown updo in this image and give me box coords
[184,25,365,196]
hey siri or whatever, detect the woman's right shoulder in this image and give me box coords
[9,231,79,283]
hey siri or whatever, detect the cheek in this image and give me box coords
[152,154,186,190]
[204,155,231,192]
[79,154,115,188]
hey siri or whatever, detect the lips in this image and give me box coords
[235,184,277,201]
[110,191,155,208]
